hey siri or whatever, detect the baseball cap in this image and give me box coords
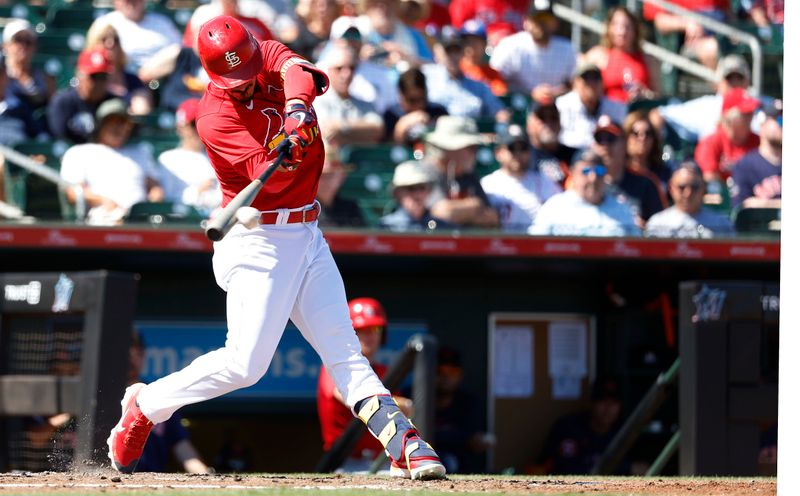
[176,98,201,126]
[496,123,529,146]
[716,54,751,82]
[77,48,112,75]
[570,147,602,167]
[391,160,438,188]
[528,0,554,17]
[593,114,622,138]
[460,19,487,39]
[763,99,782,119]
[573,60,602,80]
[425,115,485,150]
[329,16,362,41]
[2,18,35,45]
[439,25,462,49]
[95,98,130,124]
[722,88,760,114]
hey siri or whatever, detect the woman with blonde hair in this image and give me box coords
[85,21,153,115]
[583,6,660,103]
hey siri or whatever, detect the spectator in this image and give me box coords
[489,0,576,101]
[383,67,448,147]
[530,148,640,237]
[380,160,450,231]
[731,102,782,208]
[157,99,221,215]
[85,22,153,115]
[0,53,42,146]
[643,0,727,69]
[449,0,529,47]
[527,97,576,189]
[593,116,667,224]
[582,7,659,104]
[740,0,783,41]
[60,98,164,225]
[2,19,54,114]
[556,62,627,149]
[424,116,500,229]
[694,88,760,183]
[317,298,412,473]
[481,124,562,232]
[433,347,494,474]
[315,45,384,148]
[652,54,754,142]
[129,332,210,473]
[47,48,115,144]
[183,0,275,48]
[646,161,733,238]
[317,151,367,228]
[624,110,674,190]
[458,20,508,97]
[290,0,340,60]
[94,0,182,72]
[534,377,625,475]
[422,29,509,122]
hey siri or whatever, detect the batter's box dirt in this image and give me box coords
[0,471,776,495]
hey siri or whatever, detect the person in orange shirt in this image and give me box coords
[457,20,508,97]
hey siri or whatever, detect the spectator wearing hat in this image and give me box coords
[422,28,508,122]
[593,115,667,224]
[93,0,182,72]
[458,20,508,97]
[646,161,733,238]
[424,116,500,228]
[489,0,576,100]
[2,18,55,114]
[730,101,782,208]
[449,0,529,47]
[533,377,626,475]
[0,53,43,146]
[315,45,384,149]
[527,97,576,189]
[60,98,163,225]
[47,48,116,144]
[480,124,562,232]
[556,62,627,150]
[531,148,639,237]
[380,160,451,231]
[157,99,221,215]
[694,88,761,183]
[383,67,448,147]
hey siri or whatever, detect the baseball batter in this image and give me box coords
[106,15,445,480]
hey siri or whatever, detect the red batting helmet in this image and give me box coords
[349,298,387,330]
[197,15,263,89]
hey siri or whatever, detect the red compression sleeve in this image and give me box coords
[284,63,319,106]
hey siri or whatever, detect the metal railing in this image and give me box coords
[555,0,762,94]
[0,144,86,221]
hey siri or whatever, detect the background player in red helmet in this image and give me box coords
[317,298,414,473]
[106,15,445,480]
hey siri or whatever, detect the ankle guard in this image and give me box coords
[355,394,414,462]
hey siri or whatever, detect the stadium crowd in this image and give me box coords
[0,0,784,238]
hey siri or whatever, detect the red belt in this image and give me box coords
[258,203,320,225]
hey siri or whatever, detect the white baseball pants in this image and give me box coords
[137,219,388,424]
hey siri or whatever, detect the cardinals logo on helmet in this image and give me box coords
[225,51,242,68]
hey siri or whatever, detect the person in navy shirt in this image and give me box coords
[731,103,782,208]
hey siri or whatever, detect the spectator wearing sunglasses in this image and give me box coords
[480,124,561,232]
[530,148,639,237]
[47,48,116,144]
[593,116,667,226]
[645,161,733,238]
[556,62,627,149]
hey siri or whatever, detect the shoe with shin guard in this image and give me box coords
[355,394,446,480]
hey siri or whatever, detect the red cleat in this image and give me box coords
[388,432,447,480]
[107,383,153,473]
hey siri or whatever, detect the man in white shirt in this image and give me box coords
[531,148,640,236]
[60,98,164,225]
[481,124,562,232]
[489,0,576,101]
[556,62,627,149]
[94,0,181,71]
[157,98,221,215]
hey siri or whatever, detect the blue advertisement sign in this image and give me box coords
[135,321,427,400]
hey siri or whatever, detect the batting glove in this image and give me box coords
[282,102,319,164]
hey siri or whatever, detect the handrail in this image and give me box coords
[0,144,86,220]
[639,0,762,94]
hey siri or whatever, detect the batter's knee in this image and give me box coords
[225,357,269,388]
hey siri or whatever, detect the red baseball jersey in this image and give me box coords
[196,41,326,211]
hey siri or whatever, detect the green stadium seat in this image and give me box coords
[125,201,205,226]
[45,6,109,30]
[36,28,86,56]
[339,144,413,168]
[733,206,780,236]
[32,53,77,89]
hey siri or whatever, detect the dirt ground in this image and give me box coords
[0,471,777,495]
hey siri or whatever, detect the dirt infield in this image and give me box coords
[0,471,777,495]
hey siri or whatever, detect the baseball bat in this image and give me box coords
[204,145,292,242]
